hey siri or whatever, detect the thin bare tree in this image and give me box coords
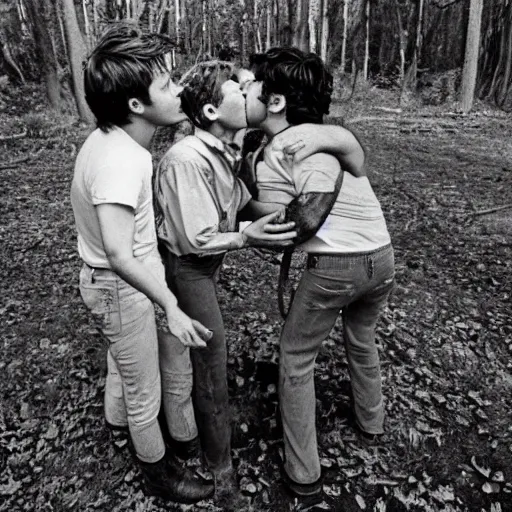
[320,0,328,61]
[461,0,483,112]
[24,0,61,108]
[61,0,94,122]
[363,0,370,79]
[341,0,349,71]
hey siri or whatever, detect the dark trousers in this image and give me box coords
[162,249,232,476]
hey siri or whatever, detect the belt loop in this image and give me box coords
[91,268,96,284]
[308,255,319,269]
[367,255,374,279]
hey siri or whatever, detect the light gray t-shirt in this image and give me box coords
[71,126,157,268]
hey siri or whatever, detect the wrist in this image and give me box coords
[163,294,178,314]
[238,232,248,249]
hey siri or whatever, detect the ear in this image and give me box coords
[128,98,145,115]
[268,94,286,115]
[202,103,219,122]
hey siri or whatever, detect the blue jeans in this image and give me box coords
[280,244,395,484]
[79,252,196,462]
[163,251,232,476]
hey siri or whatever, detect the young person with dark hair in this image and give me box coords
[244,47,395,497]
[153,60,296,497]
[70,24,215,503]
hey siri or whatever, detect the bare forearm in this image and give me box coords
[273,124,365,177]
[108,254,178,313]
[315,125,365,176]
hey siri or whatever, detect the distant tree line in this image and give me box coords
[0,0,506,119]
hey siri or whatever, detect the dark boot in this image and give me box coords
[140,454,214,504]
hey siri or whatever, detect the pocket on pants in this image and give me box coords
[305,269,356,310]
[80,277,122,337]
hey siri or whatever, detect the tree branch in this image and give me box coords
[469,204,512,217]
[431,0,463,9]
[0,130,27,141]
[0,156,29,170]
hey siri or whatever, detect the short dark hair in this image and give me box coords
[84,23,177,132]
[249,47,333,125]
[178,61,235,131]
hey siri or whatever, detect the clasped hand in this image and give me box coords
[242,210,296,248]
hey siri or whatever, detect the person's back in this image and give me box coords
[245,46,395,498]
[254,138,391,253]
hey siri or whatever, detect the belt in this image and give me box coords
[179,253,223,263]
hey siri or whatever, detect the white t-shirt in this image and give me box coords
[70,127,157,268]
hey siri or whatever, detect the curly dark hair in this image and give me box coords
[249,47,333,125]
[178,61,235,131]
[84,23,177,132]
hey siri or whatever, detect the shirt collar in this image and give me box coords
[194,127,242,170]
[194,128,227,152]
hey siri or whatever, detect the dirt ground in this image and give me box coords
[1,86,511,512]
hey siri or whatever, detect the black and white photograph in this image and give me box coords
[0,0,510,511]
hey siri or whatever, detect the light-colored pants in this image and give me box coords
[79,254,196,462]
[280,245,395,484]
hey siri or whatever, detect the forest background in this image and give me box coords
[1,0,512,117]
[1,1,512,512]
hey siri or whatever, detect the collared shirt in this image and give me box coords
[154,128,252,257]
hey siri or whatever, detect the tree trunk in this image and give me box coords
[202,0,206,55]
[82,0,91,50]
[496,3,512,106]
[308,0,320,53]
[363,0,370,80]
[274,0,280,46]
[320,0,328,62]
[0,37,26,83]
[61,0,94,123]
[266,0,271,50]
[293,0,309,51]
[415,0,424,62]
[57,0,69,62]
[15,0,29,35]
[394,0,405,82]
[461,0,483,112]
[254,0,262,53]
[24,0,61,110]
[341,0,348,71]
[91,0,99,42]
[175,0,181,42]
[406,0,424,88]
